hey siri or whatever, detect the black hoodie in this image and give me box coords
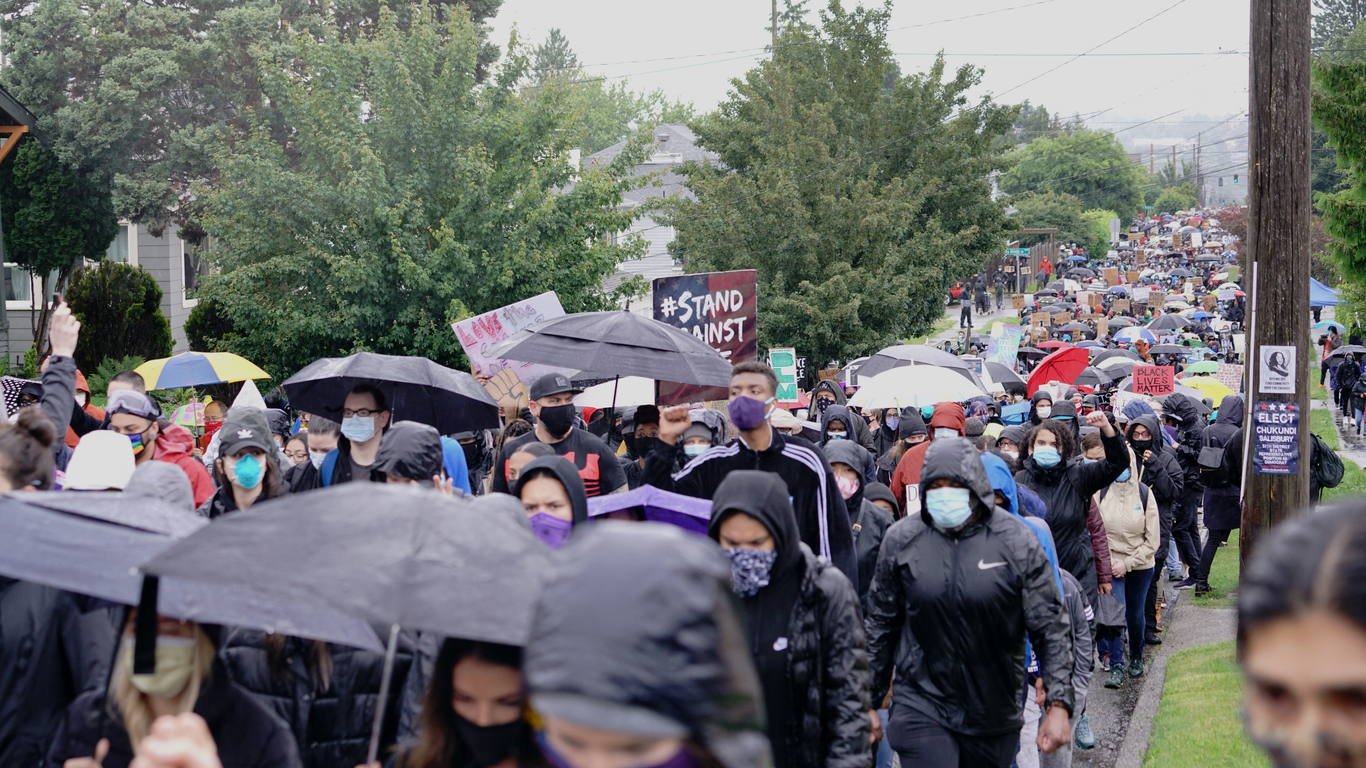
[825,441,893,606]
[1163,393,1206,489]
[513,456,590,526]
[1028,391,1054,425]
[370,420,444,483]
[1126,414,1183,518]
[1201,395,1244,530]
[866,438,1075,737]
[708,472,870,768]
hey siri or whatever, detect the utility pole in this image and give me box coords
[772,0,778,54]
[1197,131,1204,206]
[1241,0,1313,566]
[1172,145,1177,181]
[1150,143,1154,174]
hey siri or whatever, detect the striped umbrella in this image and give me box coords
[135,352,270,390]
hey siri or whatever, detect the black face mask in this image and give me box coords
[1130,438,1154,455]
[633,435,661,457]
[460,440,480,467]
[815,398,833,413]
[453,712,528,768]
[537,404,576,438]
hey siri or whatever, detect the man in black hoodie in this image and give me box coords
[709,471,871,768]
[648,361,858,585]
[866,437,1074,767]
[1162,394,1206,588]
[1195,395,1243,595]
[826,441,894,609]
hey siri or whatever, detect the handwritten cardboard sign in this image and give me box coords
[1126,271,1141,283]
[1104,267,1119,285]
[1132,365,1175,396]
[1013,294,1026,309]
[1150,291,1167,308]
[1114,299,1131,313]
[1032,314,1048,327]
[1096,318,1109,338]
[452,291,571,387]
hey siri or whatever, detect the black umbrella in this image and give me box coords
[1092,348,1141,365]
[1096,357,1138,377]
[1074,366,1113,390]
[1150,344,1187,355]
[1059,322,1093,335]
[1034,288,1058,297]
[0,493,384,651]
[1106,317,1139,328]
[984,361,1026,393]
[1019,347,1049,359]
[487,311,733,389]
[852,345,987,390]
[1326,344,1366,361]
[1148,314,1193,331]
[1067,268,1096,279]
[1193,253,1220,262]
[1169,267,1195,277]
[1043,304,1075,313]
[284,352,499,433]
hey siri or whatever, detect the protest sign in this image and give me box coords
[452,291,570,395]
[1217,288,1236,302]
[1215,363,1244,394]
[654,270,758,404]
[795,356,808,390]
[1126,271,1141,283]
[769,348,799,403]
[1137,252,1147,264]
[482,368,530,410]
[1259,345,1297,394]
[1253,402,1300,475]
[1204,294,1218,310]
[1114,299,1131,313]
[1032,314,1048,327]
[1132,365,1174,395]
[987,325,1022,371]
[1103,267,1119,285]
[1013,294,1026,309]
[1096,318,1109,339]
[1132,286,1152,304]
[1150,291,1166,308]
[819,368,840,381]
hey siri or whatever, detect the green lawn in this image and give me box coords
[1144,641,1269,768]
[1191,531,1241,609]
[904,315,957,345]
[1311,407,1339,450]
[1313,382,1330,403]
[1308,386,1366,503]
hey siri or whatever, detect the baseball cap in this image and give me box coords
[218,407,276,457]
[529,373,582,401]
[65,431,136,490]
[105,389,159,420]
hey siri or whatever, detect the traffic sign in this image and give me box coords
[1005,248,1030,255]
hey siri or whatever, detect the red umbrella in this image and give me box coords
[1037,340,1069,350]
[1027,347,1091,396]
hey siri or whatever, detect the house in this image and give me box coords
[582,123,719,298]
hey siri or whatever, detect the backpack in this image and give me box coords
[1312,433,1345,489]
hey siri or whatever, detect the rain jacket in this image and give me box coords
[514,455,590,525]
[1127,415,1184,521]
[821,405,875,483]
[811,381,873,450]
[872,410,903,459]
[1163,394,1206,491]
[889,403,966,511]
[1028,391,1054,425]
[1201,395,1244,531]
[1095,448,1161,573]
[451,429,494,494]
[220,628,414,768]
[1048,402,1083,458]
[152,423,216,507]
[370,421,443,483]
[708,472,870,768]
[125,460,197,512]
[1015,428,1127,612]
[874,412,925,486]
[826,441,893,606]
[524,523,772,768]
[0,581,119,768]
[66,370,104,449]
[45,658,301,768]
[643,427,857,585]
[865,438,1074,737]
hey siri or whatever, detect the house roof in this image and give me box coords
[0,84,45,144]
[583,123,718,206]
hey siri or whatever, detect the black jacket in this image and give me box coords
[865,438,1074,737]
[45,659,302,768]
[1127,415,1184,518]
[1163,394,1206,492]
[1015,428,1127,610]
[643,426,858,586]
[1028,391,1053,425]
[220,628,414,768]
[284,461,322,493]
[0,580,119,768]
[709,471,870,768]
[826,441,893,606]
[1201,395,1245,531]
[821,405,876,481]
[811,382,873,449]
[371,421,443,482]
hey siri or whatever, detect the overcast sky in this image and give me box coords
[489,0,1250,140]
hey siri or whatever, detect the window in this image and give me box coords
[182,237,210,308]
[106,225,129,263]
[3,264,30,304]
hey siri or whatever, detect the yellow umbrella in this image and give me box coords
[1181,375,1235,402]
[135,352,270,390]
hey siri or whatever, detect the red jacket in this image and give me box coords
[152,423,215,507]
[890,403,966,510]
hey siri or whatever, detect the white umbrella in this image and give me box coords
[847,366,985,409]
[574,376,656,408]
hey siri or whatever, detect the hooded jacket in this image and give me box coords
[1162,393,1206,490]
[152,423,215,507]
[524,523,772,768]
[811,382,873,450]
[643,426,857,586]
[821,405,875,483]
[0,581,119,768]
[708,472,869,768]
[825,441,893,607]
[889,403,966,511]
[1126,415,1183,520]
[45,658,301,768]
[1096,448,1161,572]
[1201,395,1244,531]
[865,438,1075,737]
[1028,391,1054,425]
[219,628,415,768]
[66,370,104,449]
[125,460,197,512]
[370,421,444,483]
[875,412,926,486]
[1015,426,1127,611]
[1048,401,1083,458]
[514,455,590,525]
[872,410,903,460]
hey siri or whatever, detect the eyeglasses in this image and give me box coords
[342,408,379,419]
[284,450,308,461]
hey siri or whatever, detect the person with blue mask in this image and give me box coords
[1015,410,1128,625]
[197,406,285,519]
[866,437,1075,768]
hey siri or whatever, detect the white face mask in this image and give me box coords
[75,392,87,407]
[309,451,328,470]
[1036,405,1052,419]
[933,427,958,440]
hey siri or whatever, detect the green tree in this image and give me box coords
[0,139,118,357]
[1008,101,1070,146]
[1153,183,1200,215]
[1000,127,1146,218]
[1010,192,1085,246]
[65,261,173,372]
[1079,208,1120,257]
[1314,61,1366,281]
[657,1,1016,365]
[199,3,649,379]
[532,28,579,83]
[1315,0,1366,49]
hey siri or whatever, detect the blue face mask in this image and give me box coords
[1033,446,1062,467]
[1117,468,1132,483]
[925,487,973,529]
[885,417,900,431]
[921,406,934,420]
[230,453,263,490]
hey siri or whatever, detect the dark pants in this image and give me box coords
[888,709,1019,768]
[1172,489,1202,570]
[1322,360,1329,386]
[1098,567,1155,666]
[1145,508,1174,631]
[961,305,972,327]
[1197,529,1232,583]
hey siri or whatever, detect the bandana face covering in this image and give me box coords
[723,548,778,597]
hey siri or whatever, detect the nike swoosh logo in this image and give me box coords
[978,560,1007,570]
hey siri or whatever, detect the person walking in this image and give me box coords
[491,373,626,498]
[198,407,288,519]
[1162,394,1206,589]
[866,438,1075,768]
[1195,395,1243,595]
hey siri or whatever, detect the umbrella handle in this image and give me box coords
[367,623,402,766]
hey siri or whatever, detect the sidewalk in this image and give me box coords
[928,300,1019,346]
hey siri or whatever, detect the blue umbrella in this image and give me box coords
[1066,254,1088,262]
[1001,401,1032,425]
[1108,285,1131,294]
[1114,327,1158,344]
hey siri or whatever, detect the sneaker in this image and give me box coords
[1105,665,1125,689]
[1145,633,1163,646]
[1174,577,1199,590]
[1167,570,1184,582]
[1130,658,1145,678]
[1098,655,1110,671]
[1075,714,1097,750]
[1194,580,1212,595]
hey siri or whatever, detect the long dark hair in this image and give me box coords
[212,450,285,502]
[263,634,332,693]
[401,639,539,768]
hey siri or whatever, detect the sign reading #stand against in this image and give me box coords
[653,270,758,404]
